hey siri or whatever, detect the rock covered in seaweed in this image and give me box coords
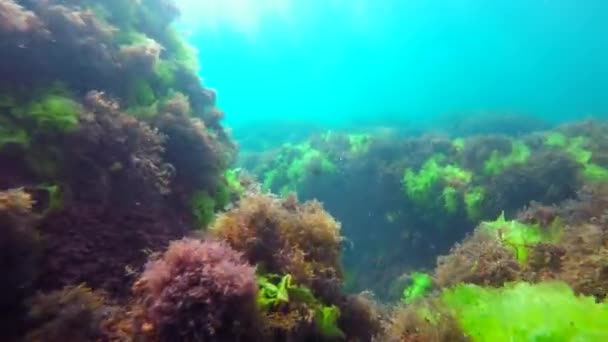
[25,285,112,342]
[0,0,234,304]
[36,205,188,300]
[0,188,42,340]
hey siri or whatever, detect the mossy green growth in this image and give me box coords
[113,30,149,45]
[545,133,592,164]
[127,78,156,107]
[564,136,592,164]
[164,26,200,73]
[402,272,433,304]
[210,169,246,210]
[1,90,79,150]
[481,212,562,264]
[225,168,245,195]
[262,169,279,192]
[285,143,335,183]
[442,282,608,342]
[0,118,29,148]
[464,187,485,221]
[442,186,459,213]
[261,143,335,192]
[154,60,178,90]
[213,184,231,213]
[452,138,465,152]
[544,133,608,181]
[583,163,608,181]
[190,190,216,227]
[544,132,568,147]
[402,154,471,207]
[20,93,80,133]
[483,140,530,175]
[141,28,199,95]
[442,164,472,184]
[402,157,443,203]
[348,134,371,155]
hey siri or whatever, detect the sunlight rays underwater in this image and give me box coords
[175,0,608,130]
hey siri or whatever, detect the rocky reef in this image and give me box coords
[3,0,608,341]
[242,121,608,298]
[0,1,378,341]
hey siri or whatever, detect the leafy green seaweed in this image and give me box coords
[442,282,608,342]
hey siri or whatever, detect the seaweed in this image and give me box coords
[442,282,608,341]
[402,272,433,304]
[133,238,260,341]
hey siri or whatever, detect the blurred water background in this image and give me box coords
[175,0,608,149]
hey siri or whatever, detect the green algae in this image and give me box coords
[261,143,335,193]
[402,154,471,213]
[348,133,371,155]
[402,272,433,304]
[442,282,608,342]
[483,140,530,175]
[257,273,345,339]
[481,212,562,264]
[544,132,608,181]
[464,187,485,221]
[442,186,459,213]
[191,190,216,227]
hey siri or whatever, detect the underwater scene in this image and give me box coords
[2,0,608,341]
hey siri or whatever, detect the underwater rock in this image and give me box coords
[37,205,187,300]
[485,150,580,215]
[0,188,42,340]
[68,91,171,204]
[25,285,111,342]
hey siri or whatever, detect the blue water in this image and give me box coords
[176,0,608,134]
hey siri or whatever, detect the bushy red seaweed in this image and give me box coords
[133,238,260,341]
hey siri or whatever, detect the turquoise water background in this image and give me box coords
[176,0,608,134]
